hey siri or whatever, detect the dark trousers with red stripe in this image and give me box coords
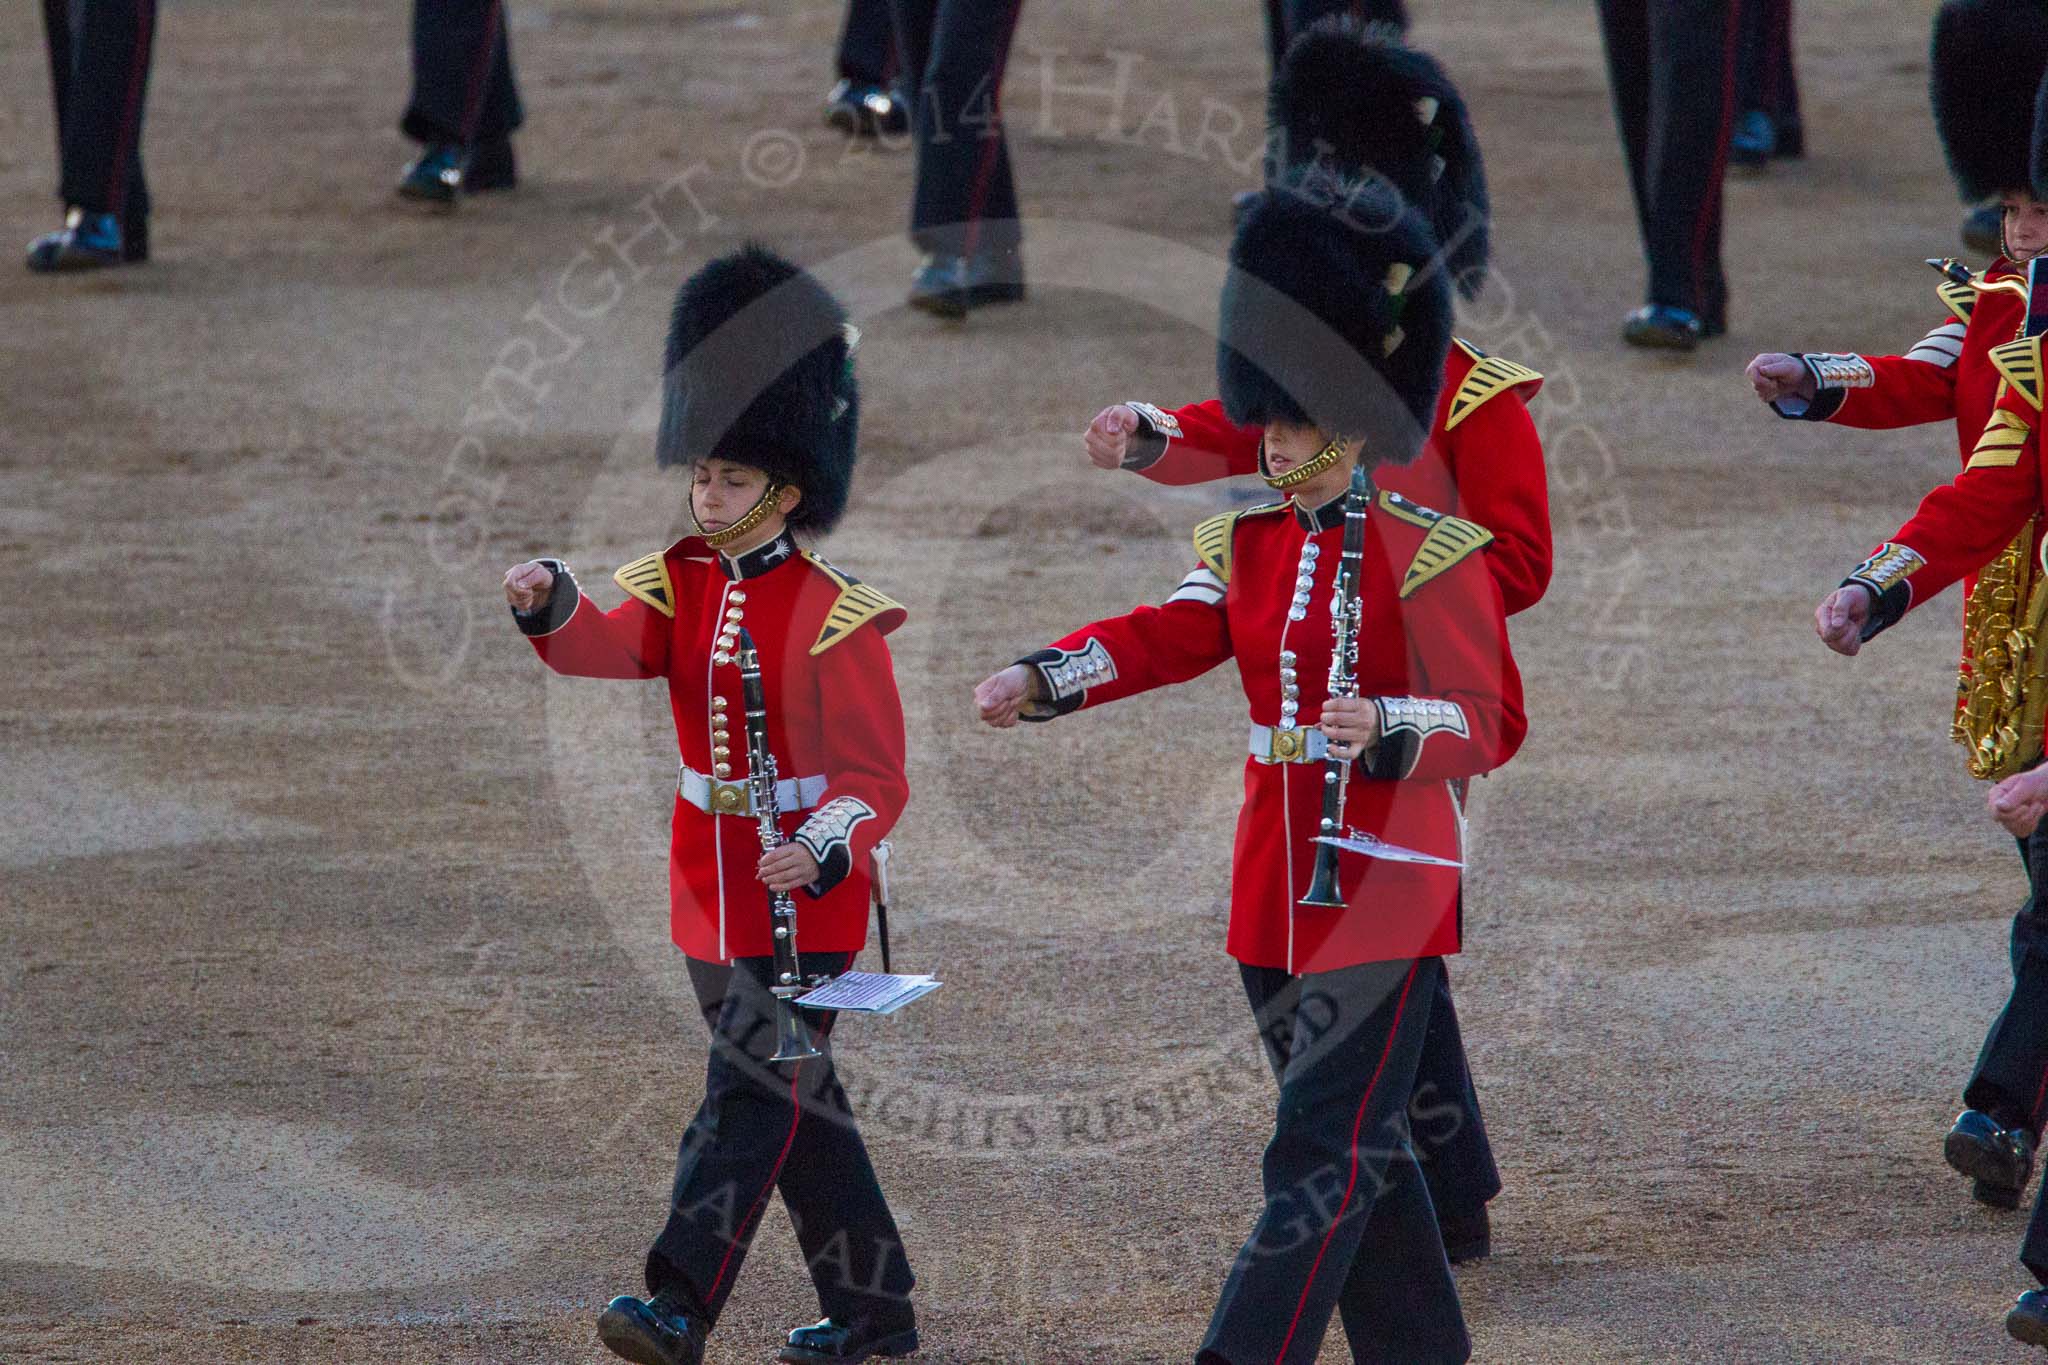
[887,0,1024,258]
[646,952,915,1329]
[838,0,900,87]
[402,0,524,147]
[1736,0,1800,144]
[1202,957,1470,1365]
[42,0,156,222]
[1245,962,1500,1223]
[1964,828,2048,1141]
[1594,0,1743,325]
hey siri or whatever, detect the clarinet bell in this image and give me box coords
[769,997,823,1063]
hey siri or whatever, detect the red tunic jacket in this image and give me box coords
[515,531,908,962]
[1020,490,1525,973]
[1844,332,2048,635]
[1781,261,2031,644]
[1117,340,1552,616]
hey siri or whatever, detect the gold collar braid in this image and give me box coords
[692,479,786,548]
[1260,434,1347,489]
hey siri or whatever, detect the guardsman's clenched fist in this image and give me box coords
[503,560,556,613]
[1745,352,1816,406]
[1083,404,1139,469]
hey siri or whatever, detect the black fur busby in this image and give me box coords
[657,243,858,534]
[1270,17,1488,294]
[1218,169,1453,466]
[1932,0,2048,203]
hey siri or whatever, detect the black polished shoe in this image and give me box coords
[907,247,1026,319]
[825,79,908,138]
[26,208,138,273]
[1621,304,1704,352]
[1965,203,2005,257]
[2011,1290,2048,1347]
[1439,1205,1491,1265]
[397,142,466,207]
[1231,187,1263,227]
[778,1310,919,1363]
[597,1288,705,1365]
[1729,110,1776,170]
[466,134,517,192]
[1947,1108,2034,1199]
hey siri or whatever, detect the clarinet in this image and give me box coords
[737,628,823,1063]
[1300,463,1370,908]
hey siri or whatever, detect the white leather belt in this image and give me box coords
[1249,723,1329,764]
[678,764,828,817]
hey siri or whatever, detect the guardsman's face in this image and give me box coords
[2003,196,2048,260]
[1261,422,1330,477]
[690,459,772,532]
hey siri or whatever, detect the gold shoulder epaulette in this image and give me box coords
[1937,275,1978,325]
[1969,408,2034,469]
[1192,503,1287,583]
[1445,339,1543,430]
[802,550,905,655]
[614,551,676,618]
[1992,336,2045,412]
[1375,491,1494,598]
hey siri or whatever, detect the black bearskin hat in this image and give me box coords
[1218,169,1452,466]
[1270,17,1488,294]
[657,243,858,534]
[1932,0,2048,203]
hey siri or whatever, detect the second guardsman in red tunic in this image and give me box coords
[1807,1,2048,1348]
[504,245,917,1365]
[1079,19,1539,1266]
[978,171,1524,1365]
[1793,0,2048,1235]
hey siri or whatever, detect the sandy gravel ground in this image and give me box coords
[4,1,2044,1360]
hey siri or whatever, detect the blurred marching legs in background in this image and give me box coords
[825,0,909,138]
[888,0,1028,317]
[29,0,157,273]
[396,0,523,207]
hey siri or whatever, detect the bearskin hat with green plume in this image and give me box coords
[1269,16,1489,295]
[1930,0,2048,203]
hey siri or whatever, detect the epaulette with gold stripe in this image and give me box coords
[1375,490,1494,598]
[1936,275,1978,325]
[1969,408,2033,469]
[1445,339,1543,431]
[614,551,677,618]
[1192,503,1288,583]
[801,550,906,655]
[1991,336,2045,412]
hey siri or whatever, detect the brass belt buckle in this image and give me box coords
[1269,727,1306,763]
[707,779,750,815]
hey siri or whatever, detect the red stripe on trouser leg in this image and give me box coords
[1269,959,1421,1365]
[1689,0,1743,309]
[105,0,152,215]
[704,1060,805,1303]
[960,0,1023,258]
[459,0,502,144]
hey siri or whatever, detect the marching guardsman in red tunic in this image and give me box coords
[1088,19,1551,617]
[503,245,918,1365]
[979,170,1524,1365]
[1081,19,1541,1265]
[1808,4,2048,1348]
[1789,0,2048,1228]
